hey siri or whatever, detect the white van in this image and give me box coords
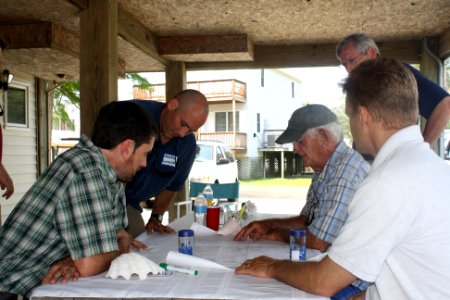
[189,141,239,183]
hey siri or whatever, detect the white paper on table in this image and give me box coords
[190,222,217,236]
[307,251,327,262]
[166,250,232,271]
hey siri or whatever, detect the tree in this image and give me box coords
[52,73,153,130]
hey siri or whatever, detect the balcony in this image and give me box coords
[133,79,246,104]
[197,131,247,151]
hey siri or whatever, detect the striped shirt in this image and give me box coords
[0,135,126,296]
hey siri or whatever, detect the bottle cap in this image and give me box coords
[290,228,306,237]
[178,229,194,237]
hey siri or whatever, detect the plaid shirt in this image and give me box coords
[301,141,369,243]
[0,135,126,296]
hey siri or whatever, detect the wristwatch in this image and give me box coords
[150,213,163,223]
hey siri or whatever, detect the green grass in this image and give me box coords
[240,177,312,187]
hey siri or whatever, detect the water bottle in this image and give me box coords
[194,193,207,226]
[203,184,214,206]
[290,229,306,261]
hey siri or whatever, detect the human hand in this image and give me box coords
[117,229,133,253]
[145,218,176,234]
[235,256,278,278]
[41,256,79,285]
[131,236,148,251]
[0,164,14,199]
[233,220,271,241]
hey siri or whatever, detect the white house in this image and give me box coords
[130,68,308,179]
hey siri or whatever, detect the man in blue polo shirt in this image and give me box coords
[125,89,209,237]
[336,33,450,146]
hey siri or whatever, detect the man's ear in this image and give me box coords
[120,139,135,160]
[166,98,179,111]
[317,128,329,148]
[367,47,378,59]
[359,106,372,126]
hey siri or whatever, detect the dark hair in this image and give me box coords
[342,58,418,130]
[91,101,158,150]
[0,39,5,49]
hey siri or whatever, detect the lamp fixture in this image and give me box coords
[1,69,14,91]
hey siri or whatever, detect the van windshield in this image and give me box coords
[195,144,213,161]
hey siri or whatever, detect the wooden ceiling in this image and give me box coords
[0,0,449,81]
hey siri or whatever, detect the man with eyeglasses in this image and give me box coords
[336,33,450,146]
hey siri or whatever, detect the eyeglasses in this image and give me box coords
[341,52,364,69]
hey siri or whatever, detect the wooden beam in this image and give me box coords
[118,9,168,66]
[439,28,450,59]
[80,0,118,137]
[67,0,88,10]
[159,34,254,62]
[0,23,79,57]
[187,40,422,70]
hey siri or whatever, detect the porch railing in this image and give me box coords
[133,79,246,103]
[197,131,247,150]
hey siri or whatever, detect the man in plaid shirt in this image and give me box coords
[0,101,158,297]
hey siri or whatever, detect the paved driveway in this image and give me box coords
[240,185,308,215]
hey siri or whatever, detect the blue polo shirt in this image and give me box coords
[125,100,196,211]
[404,64,449,119]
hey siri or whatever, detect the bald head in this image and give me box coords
[174,89,209,117]
[160,89,209,143]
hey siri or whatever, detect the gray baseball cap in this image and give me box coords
[276,104,338,144]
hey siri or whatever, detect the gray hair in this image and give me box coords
[306,122,343,142]
[336,33,380,59]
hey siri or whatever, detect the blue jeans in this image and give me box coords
[330,284,362,300]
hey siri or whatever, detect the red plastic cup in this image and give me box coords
[206,206,220,231]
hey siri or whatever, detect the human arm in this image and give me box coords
[235,256,356,297]
[234,215,306,241]
[0,163,13,199]
[145,189,176,234]
[422,96,450,144]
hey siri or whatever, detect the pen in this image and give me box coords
[159,263,199,276]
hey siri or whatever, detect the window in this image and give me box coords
[215,111,239,131]
[261,69,265,87]
[256,113,261,133]
[291,82,295,98]
[6,85,28,127]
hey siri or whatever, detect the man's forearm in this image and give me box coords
[423,96,450,145]
[74,251,120,277]
[151,189,176,214]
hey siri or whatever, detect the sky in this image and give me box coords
[283,66,348,108]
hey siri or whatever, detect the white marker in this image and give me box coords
[159,263,199,276]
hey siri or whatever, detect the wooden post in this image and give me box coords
[420,38,441,155]
[165,61,186,99]
[165,61,187,221]
[79,0,118,138]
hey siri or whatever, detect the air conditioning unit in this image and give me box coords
[266,135,279,147]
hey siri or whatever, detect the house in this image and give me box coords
[130,68,337,179]
[0,0,448,223]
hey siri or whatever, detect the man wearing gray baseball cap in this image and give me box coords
[235,104,370,299]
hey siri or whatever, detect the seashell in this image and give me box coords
[106,252,164,280]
